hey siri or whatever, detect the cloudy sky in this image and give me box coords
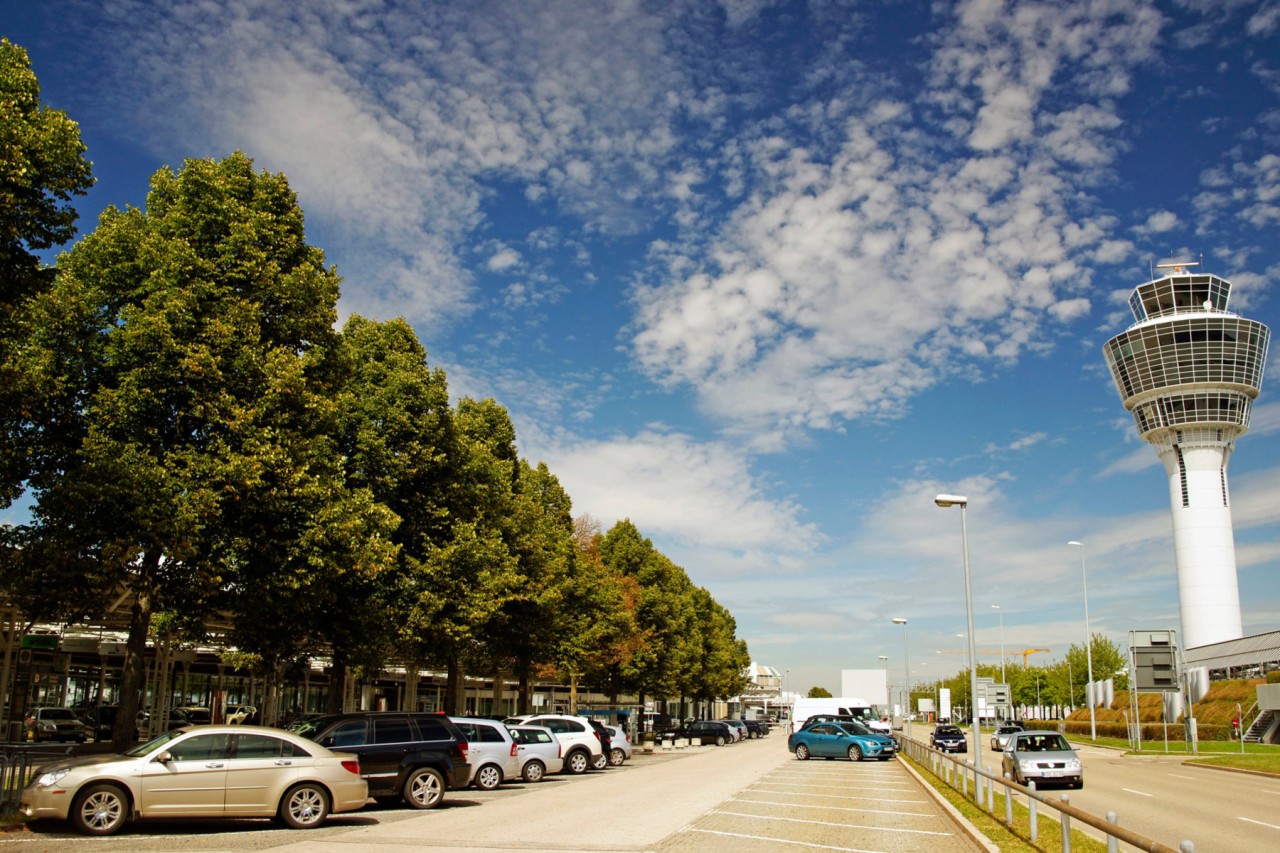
[6,0,1280,697]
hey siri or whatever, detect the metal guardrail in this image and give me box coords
[0,745,77,816]
[900,735,1196,852]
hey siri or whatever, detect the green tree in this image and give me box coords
[807,686,832,698]
[334,315,459,704]
[6,152,357,746]
[0,38,94,504]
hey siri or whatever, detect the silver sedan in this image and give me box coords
[21,725,368,835]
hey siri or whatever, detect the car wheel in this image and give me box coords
[521,759,545,783]
[70,783,129,836]
[474,764,503,791]
[566,749,590,774]
[279,782,330,829]
[848,744,863,762]
[609,747,625,766]
[795,743,810,760]
[591,751,609,770]
[715,735,726,746]
[403,767,446,809]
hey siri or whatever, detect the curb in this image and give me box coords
[897,755,1000,853]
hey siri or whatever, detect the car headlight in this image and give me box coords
[1018,759,1037,771]
[1064,758,1082,771]
[34,768,70,787]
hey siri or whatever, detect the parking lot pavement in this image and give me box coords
[655,757,986,853]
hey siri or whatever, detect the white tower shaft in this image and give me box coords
[1156,433,1243,647]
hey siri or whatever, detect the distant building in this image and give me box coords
[1103,263,1270,648]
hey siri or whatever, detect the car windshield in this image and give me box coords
[1018,734,1070,752]
[837,721,871,735]
[290,718,330,740]
[938,727,960,735]
[124,729,186,757]
[42,708,78,720]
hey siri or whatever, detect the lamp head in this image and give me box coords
[935,494,968,508]
[892,617,907,625]
[1068,540,1083,547]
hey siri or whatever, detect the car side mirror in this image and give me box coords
[156,751,173,763]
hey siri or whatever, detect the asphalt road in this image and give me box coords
[909,724,1280,852]
[4,736,982,852]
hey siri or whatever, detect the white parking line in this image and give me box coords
[1122,788,1154,797]
[746,787,927,804]
[762,779,913,790]
[732,796,933,818]
[681,826,888,853]
[711,810,952,836]
[1167,773,1196,780]
[1240,816,1280,831]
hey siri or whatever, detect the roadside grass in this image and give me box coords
[1074,734,1280,773]
[905,755,1106,853]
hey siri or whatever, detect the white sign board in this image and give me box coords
[939,688,951,720]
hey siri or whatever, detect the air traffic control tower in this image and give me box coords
[1103,263,1270,649]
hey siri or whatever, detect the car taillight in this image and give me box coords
[510,742,518,757]
[341,759,361,775]
[458,741,469,759]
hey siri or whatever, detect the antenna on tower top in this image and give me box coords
[1155,259,1199,276]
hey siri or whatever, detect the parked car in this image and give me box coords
[719,719,749,741]
[449,716,520,790]
[930,724,967,753]
[788,721,897,761]
[1002,730,1083,789]
[75,705,140,742]
[20,725,367,835]
[659,720,734,746]
[225,704,257,725]
[294,711,470,808]
[24,707,89,743]
[990,722,1025,751]
[603,724,631,765]
[797,713,858,730]
[585,719,613,769]
[740,719,765,738]
[175,706,212,725]
[503,714,604,775]
[507,724,564,781]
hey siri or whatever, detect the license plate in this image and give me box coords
[1042,771,1061,777]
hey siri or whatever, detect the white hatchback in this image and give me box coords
[507,724,564,781]
[449,717,521,790]
[504,714,603,774]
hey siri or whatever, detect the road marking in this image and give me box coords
[732,796,933,817]
[747,786,926,804]
[681,826,887,852]
[1167,773,1196,780]
[711,810,952,836]
[1122,788,1154,797]
[1240,816,1280,830]
[1262,789,1280,796]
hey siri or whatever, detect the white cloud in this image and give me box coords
[633,1,1165,441]
[537,429,820,555]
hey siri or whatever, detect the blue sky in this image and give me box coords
[5,0,1280,697]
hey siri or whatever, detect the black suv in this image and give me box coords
[294,712,471,809]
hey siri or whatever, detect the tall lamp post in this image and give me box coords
[1068,541,1097,740]
[892,618,910,743]
[936,494,983,777]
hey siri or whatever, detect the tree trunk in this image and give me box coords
[516,662,531,715]
[445,655,462,715]
[113,552,158,751]
[326,659,346,714]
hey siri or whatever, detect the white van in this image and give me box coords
[790,697,890,734]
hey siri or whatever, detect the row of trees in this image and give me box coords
[913,635,1128,720]
[0,40,750,748]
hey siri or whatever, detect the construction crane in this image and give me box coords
[938,648,1050,667]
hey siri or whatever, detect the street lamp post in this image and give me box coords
[936,494,983,777]
[892,618,910,743]
[1068,541,1097,741]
